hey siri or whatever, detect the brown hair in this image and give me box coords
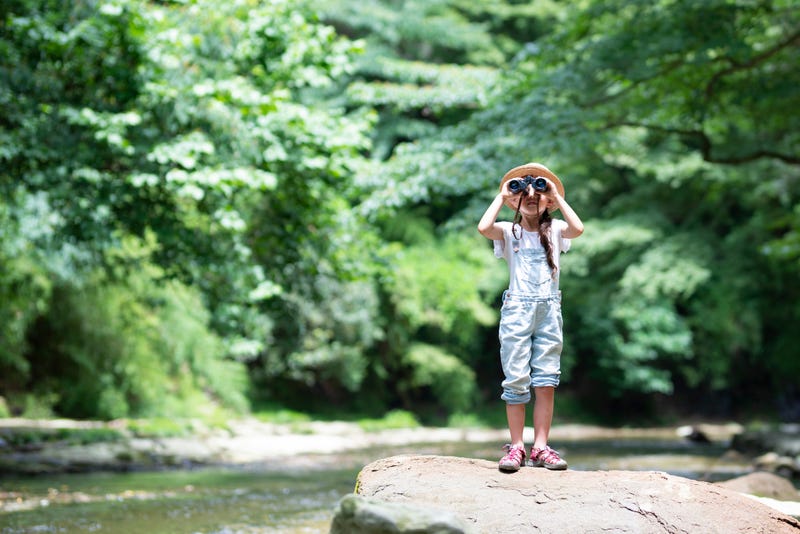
[538,209,557,279]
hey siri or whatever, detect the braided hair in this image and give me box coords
[538,209,557,280]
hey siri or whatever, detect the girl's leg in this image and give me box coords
[506,402,526,448]
[499,402,527,471]
[532,386,554,450]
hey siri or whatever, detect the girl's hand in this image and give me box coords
[540,178,561,200]
[500,180,516,201]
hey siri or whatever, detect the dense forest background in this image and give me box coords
[1,0,798,424]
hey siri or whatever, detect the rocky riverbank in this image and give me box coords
[0,417,511,474]
[0,418,747,475]
[2,417,800,523]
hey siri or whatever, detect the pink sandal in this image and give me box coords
[499,444,526,472]
[530,446,568,470]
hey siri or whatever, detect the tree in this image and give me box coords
[359,0,800,415]
[0,0,379,417]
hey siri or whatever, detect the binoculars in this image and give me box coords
[507,175,548,194]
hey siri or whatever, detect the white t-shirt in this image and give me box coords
[493,220,571,294]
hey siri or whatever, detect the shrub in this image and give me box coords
[25,236,250,419]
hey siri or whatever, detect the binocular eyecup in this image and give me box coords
[507,175,547,195]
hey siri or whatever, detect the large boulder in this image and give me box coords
[353,455,800,533]
[716,471,799,501]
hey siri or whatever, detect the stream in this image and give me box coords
[0,435,759,533]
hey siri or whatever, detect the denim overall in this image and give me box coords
[497,227,564,404]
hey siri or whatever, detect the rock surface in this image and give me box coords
[732,424,800,456]
[355,455,800,533]
[716,471,800,501]
[330,494,470,534]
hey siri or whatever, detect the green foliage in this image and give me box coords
[253,409,312,425]
[0,427,125,449]
[347,61,498,113]
[2,0,799,423]
[373,227,504,412]
[317,0,503,64]
[14,392,59,419]
[127,418,195,439]
[388,231,500,352]
[256,274,383,404]
[357,409,420,431]
[546,0,800,165]
[405,343,477,412]
[1,0,380,418]
[356,0,799,417]
[446,412,486,429]
[316,0,506,159]
[55,427,125,446]
[0,194,53,388]
[24,235,248,419]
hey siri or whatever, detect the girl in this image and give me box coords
[477,162,584,472]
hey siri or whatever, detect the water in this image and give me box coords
[0,436,756,533]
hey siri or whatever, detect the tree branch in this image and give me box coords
[607,121,800,165]
[705,29,800,100]
[580,58,685,108]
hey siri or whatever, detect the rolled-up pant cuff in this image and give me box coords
[501,390,531,404]
[531,375,560,388]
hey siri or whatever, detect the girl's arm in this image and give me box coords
[539,177,584,239]
[552,193,584,239]
[477,193,507,241]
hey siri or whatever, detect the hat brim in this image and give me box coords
[499,163,565,198]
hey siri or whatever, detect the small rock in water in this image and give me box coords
[677,425,712,444]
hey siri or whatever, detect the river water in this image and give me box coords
[0,435,758,533]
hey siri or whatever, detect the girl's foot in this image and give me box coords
[498,444,526,472]
[530,446,568,470]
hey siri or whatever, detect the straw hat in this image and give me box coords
[499,162,565,198]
